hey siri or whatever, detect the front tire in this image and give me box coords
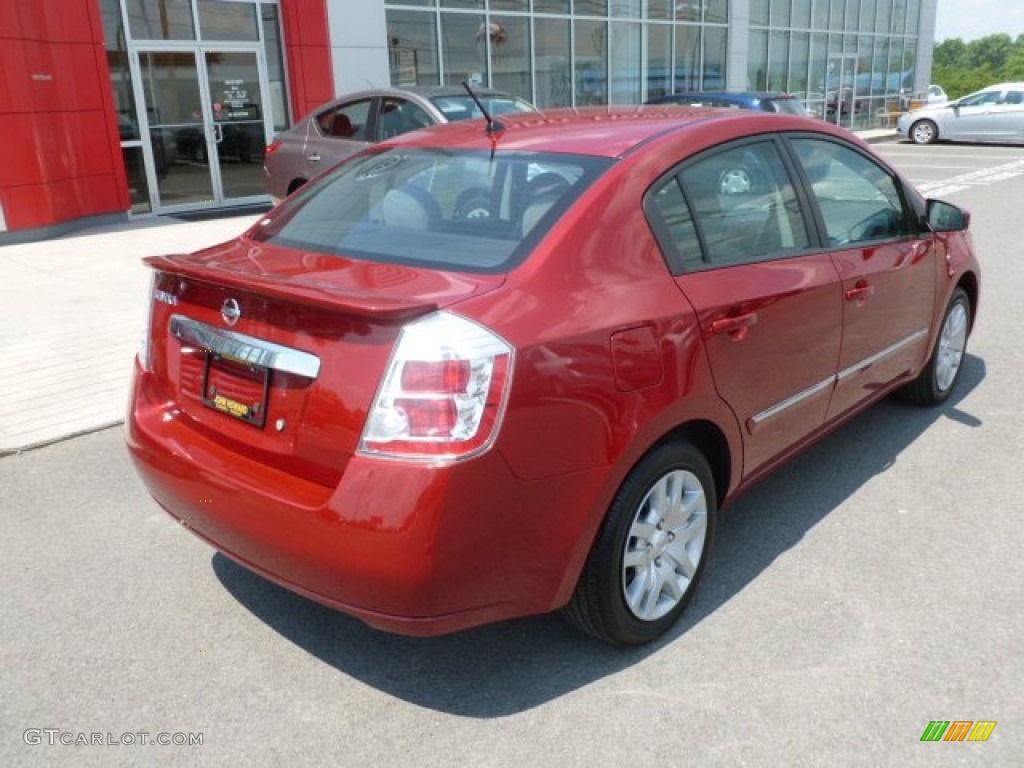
[900,287,970,405]
[910,119,938,145]
[564,441,716,645]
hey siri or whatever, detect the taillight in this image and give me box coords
[359,312,514,461]
[265,140,282,156]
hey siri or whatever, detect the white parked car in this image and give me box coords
[898,82,1024,144]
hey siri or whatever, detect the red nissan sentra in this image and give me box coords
[127,105,980,645]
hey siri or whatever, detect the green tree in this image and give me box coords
[932,34,1024,99]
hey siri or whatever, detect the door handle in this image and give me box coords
[709,312,758,341]
[307,153,321,163]
[845,281,874,303]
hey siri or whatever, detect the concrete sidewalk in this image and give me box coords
[0,212,263,455]
[0,129,899,455]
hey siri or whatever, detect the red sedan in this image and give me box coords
[127,105,980,645]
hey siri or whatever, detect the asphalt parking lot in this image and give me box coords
[1,141,1022,767]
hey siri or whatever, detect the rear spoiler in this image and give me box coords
[144,254,439,321]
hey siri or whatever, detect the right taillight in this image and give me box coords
[359,311,514,461]
[265,140,282,156]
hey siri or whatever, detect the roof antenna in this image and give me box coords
[462,81,505,135]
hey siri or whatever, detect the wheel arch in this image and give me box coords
[654,419,732,509]
[956,270,979,332]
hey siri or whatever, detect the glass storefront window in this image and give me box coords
[575,0,609,16]
[646,22,672,100]
[748,29,769,91]
[768,31,788,91]
[575,18,607,105]
[491,0,528,10]
[122,146,153,214]
[440,12,487,87]
[771,0,792,28]
[125,0,196,40]
[892,0,908,35]
[647,0,672,21]
[705,0,728,25]
[813,0,829,30]
[793,0,812,29]
[534,17,571,107]
[750,0,769,27]
[490,16,532,103]
[830,0,845,30]
[387,10,440,86]
[789,31,810,94]
[199,0,258,41]
[610,0,642,19]
[534,0,570,13]
[876,0,892,33]
[703,25,726,90]
[261,3,289,131]
[610,21,641,105]
[860,0,877,32]
[441,0,483,8]
[675,24,700,92]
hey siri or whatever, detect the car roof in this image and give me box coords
[323,85,518,105]
[385,105,829,159]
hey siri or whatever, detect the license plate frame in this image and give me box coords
[201,352,270,428]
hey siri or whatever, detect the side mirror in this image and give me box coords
[926,199,970,232]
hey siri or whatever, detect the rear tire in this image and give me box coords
[564,441,716,645]
[900,287,970,405]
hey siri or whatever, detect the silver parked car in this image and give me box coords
[898,82,1024,145]
[263,85,535,203]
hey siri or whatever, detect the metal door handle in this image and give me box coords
[845,282,874,302]
[307,153,321,163]
[710,313,758,341]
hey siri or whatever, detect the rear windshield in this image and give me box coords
[429,95,535,122]
[767,97,807,115]
[252,148,612,273]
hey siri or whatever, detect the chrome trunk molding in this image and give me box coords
[170,315,321,379]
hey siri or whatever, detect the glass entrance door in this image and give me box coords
[137,47,269,213]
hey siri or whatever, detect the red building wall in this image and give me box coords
[0,0,128,235]
[0,0,332,237]
[279,0,334,121]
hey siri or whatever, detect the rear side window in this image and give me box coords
[649,139,810,272]
[789,138,909,246]
[316,99,371,140]
[252,148,611,273]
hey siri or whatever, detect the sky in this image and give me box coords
[934,0,1024,42]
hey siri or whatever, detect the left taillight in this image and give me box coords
[359,311,514,461]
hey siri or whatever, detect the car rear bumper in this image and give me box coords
[126,363,605,636]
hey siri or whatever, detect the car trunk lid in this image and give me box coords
[144,237,505,487]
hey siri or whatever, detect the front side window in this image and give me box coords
[790,138,909,246]
[652,140,810,270]
[252,149,611,273]
[378,98,433,140]
[959,90,1002,108]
